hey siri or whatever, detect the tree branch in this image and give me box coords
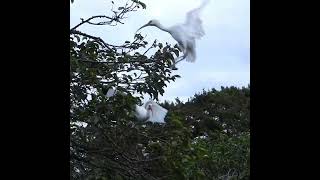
[71,15,120,31]
[77,58,153,64]
[71,30,113,50]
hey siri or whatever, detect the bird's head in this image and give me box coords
[146,103,153,111]
[147,19,160,26]
[135,19,160,34]
[144,103,153,119]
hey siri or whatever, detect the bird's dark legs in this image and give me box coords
[171,44,187,70]
[171,56,182,70]
[171,53,187,70]
[175,55,186,64]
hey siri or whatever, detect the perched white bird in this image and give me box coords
[136,0,210,65]
[105,87,117,98]
[105,87,168,123]
[135,99,168,123]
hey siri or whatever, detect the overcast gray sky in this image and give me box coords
[70,0,250,102]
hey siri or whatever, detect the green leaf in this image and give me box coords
[173,49,179,57]
[171,141,177,146]
[94,116,99,124]
[82,36,88,41]
[75,35,80,42]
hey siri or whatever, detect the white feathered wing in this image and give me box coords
[182,0,209,62]
[145,100,168,123]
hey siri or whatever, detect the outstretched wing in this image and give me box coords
[184,0,209,39]
[145,100,168,123]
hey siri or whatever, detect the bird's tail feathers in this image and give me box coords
[186,52,196,63]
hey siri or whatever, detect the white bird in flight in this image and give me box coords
[105,87,168,123]
[136,0,210,66]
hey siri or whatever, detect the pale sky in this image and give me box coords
[70,0,250,102]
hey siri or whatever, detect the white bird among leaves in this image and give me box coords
[136,0,210,66]
[105,87,168,123]
[135,99,168,123]
[106,87,117,98]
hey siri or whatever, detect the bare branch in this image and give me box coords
[71,15,117,31]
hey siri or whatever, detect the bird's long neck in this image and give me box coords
[156,23,170,33]
[146,109,152,120]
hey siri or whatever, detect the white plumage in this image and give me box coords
[135,0,209,65]
[105,87,168,123]
[135,100,168,123]
[105,87,116,97]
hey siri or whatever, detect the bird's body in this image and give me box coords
[105,87,168,123]
[136,0,209,65]
[168,25,197,62]
[134,105,150,120]
[135,100,168,123]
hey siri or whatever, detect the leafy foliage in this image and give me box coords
[70,1,181,179]
[160,86,250,179]
[164,86,250,137]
